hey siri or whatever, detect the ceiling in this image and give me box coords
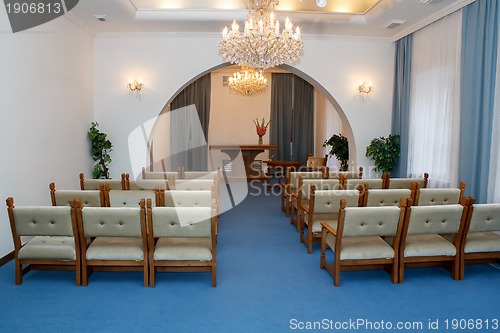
[67,0,473,40]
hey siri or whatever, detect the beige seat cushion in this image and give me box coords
[154,238,212,261]
[465,232,500,253]
[404,234,456,257]
[18,236,76,260]
[305,213,338,233]
[325,234,395,260]
[86,237,144,260]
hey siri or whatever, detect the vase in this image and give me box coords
[258,135,263,145]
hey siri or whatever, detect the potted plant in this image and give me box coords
[365,134,400,173]
[88,121,113,179]
[323,133,349,171]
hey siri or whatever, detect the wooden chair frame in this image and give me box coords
[146,199,218,287]
[398,197,471,283]
[320,199,406,286]
[50,182,106,207]
[73,199,149,287]
[6,197,82,286]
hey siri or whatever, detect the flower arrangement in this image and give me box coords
[254,118,270,145]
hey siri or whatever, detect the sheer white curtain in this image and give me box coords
[408,11,462,187]
[488,39,500,203]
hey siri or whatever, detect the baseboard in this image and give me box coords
[0,251,14,267]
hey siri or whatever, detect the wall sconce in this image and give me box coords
[358,81,372,95]
[128,79,144,98]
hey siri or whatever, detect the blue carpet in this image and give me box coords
[1,185,500,332]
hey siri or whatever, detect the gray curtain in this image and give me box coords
[270,73,314,163]
[170,73,211,171]
[391,35,413,178]
[270,73,294,160]
[459,0,499,203]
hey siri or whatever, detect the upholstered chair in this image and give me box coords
[328,166,363,180]
[460,200,500,279]
[386,173,429,189]
[50,182,105,207]
[320,199,406,286]
[147,199,217,287]
[74,199,148,286]
[414,182,465,206]
[363,189,414,207]
[79,172,123,190]
[399,197,470,282]
[6,197,81,285]
[285,170,323,218]
[300,186,361,254]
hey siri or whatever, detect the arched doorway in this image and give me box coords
[147,63,356,171]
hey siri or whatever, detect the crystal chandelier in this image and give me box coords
[219,0,304,72]
[228,67,268,97]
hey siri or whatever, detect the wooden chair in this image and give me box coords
[414,182,465,206]
[328,166,363,180]
[293,176,342,231]
[343,178,384,191]
[73,199,149,286]
[79,172,123,190]
[103,185,157,207]
[386,173,429,189]
[363,189,414,207]
[147,199,217,287]
[125,173,170,191]
[399,197,470,283]
[460,199,500,279]
[285,170,324,218]
[320,199,406,286]
[158,190,213,208]
[142,166,179,180]
[50,182,105,207]
[299,186,362,254]
[306,154,328,170]
[6,197,81,285]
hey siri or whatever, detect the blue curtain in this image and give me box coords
[391,35,413,178]
[459,0,500,203]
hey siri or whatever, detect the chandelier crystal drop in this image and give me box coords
[228,67,268,97]
[219,0,304,72]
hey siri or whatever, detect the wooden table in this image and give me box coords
[210,144,277,181]
[263,160,304,189]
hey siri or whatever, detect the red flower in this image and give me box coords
[253,118,270,136]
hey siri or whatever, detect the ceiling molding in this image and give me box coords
[64,11,96,36]
[390,0,475,41]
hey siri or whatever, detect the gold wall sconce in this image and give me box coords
[128,79,144,98]
[358,81,372,95]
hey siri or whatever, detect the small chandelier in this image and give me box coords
[228,67,268,97]
[219,0,304,72]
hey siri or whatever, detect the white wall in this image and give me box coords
[0,12,94,257]
[94,33,394,181]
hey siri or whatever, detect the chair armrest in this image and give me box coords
[320,222,337,237]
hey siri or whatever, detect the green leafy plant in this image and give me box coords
[365,134,400,173]
[323,133,349,171]
[88,121,113,179]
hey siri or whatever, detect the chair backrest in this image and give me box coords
[7,199,75,237]
[300,178,341,201]
[404,204,466,235]
[306,154,327,168]
[149,206,213,237]
[79,173,123,190]
[344,178,384,190]
[341,205,404,237]
[50,182,103,207]
[312,189,360,214]
[289,171,323,189]
[387,173,429,189]
[170,179,214,191]
[364,189,412,207]
[466,203,500,233]
[415,188,462,206]
[79,205,145,238]
[183,171,218,180]
[162,190,213,207]
[107,190,156,207]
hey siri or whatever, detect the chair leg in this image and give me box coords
[75,262,81,287]
[82,263,89,287]
[451,257,460,281]
[212,264,217,287]
[149,259,155,288]
[334,263,341,287]
[307,228,313,254]
[143,262,149,287]
[399,260,405,284]
[15,259,23,285]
